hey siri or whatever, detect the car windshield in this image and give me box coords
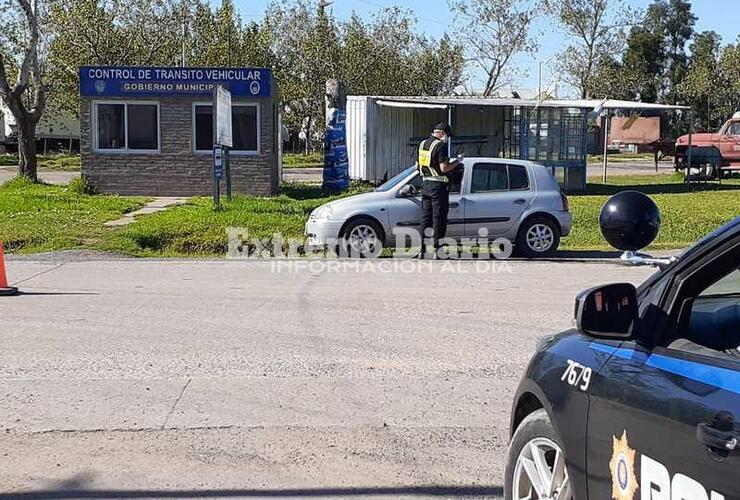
[375,166,415,192]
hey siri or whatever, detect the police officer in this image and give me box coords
[417,123,464,258]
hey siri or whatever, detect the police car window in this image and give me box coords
[674,267,740,359]
[700,268,740,297]
[471,164,508,193]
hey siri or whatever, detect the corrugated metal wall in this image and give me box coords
[346,97,586,190]
[346,96,367,180]
[369,105,419,184]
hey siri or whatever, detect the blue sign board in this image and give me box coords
[79,66,271,98]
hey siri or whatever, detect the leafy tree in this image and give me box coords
[449,0,539,96]
[545,0,638,99]
[623,22,664,102]
[678,31,721,129]
[654,0,696,104]
[588,56,644,100]
[46,0,182,116]
[263,0,340,141]
[340,9,463,97]
[0,0,50,181]
[718,40,740,121]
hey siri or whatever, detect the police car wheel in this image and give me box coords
[516,217,560,258]
[505,409,572,500]
[339,218,384,258]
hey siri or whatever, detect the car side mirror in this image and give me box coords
[575,283,638,339]
[398,184,417,197]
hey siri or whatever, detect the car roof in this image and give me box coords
[680,216,740,260]
[465,158,534,167]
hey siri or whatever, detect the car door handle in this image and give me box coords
[513,199,527,205]
[697,411,738,454]
[450,202,460,208]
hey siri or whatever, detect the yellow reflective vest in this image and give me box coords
[417,138,449,183]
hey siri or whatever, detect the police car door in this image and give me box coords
[586,240,739,500]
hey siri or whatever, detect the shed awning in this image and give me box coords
[369,96,690,111]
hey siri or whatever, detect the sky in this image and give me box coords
[233,0,740,96]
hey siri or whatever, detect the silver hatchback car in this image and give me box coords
[305,158,572,257]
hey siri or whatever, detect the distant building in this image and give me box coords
[0,97,80,153]
[78,66,280,196]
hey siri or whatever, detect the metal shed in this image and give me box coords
[346,95,689,191]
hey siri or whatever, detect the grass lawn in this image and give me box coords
[100,182,370,256]
[0,177,146,254]
[282,152,323,169]
[563,174,740,250]
[1,172,738,257]
[0,153,80,171]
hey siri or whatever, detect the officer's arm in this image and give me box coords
[439,157,461,173]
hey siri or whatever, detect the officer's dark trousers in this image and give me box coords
[421,180,449,256]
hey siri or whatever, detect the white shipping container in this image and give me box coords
[346,96,368,181]
[347,96,445,183]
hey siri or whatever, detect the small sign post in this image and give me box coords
[213,85,233,206]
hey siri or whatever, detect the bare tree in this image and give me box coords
[545,0,638,98]
[450,0,539,96]
[0,0,48,181]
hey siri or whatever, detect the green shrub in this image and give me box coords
[67,177,96,195]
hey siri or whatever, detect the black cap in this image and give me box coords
[433,122,453,137]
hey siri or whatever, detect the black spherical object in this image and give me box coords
[599,191,661,251]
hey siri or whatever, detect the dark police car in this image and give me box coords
[505,192,739,500]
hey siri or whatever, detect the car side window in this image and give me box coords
[670,267,740,360]
[728,122,740,136]
[471,163,507,193]
[508,165,529,190]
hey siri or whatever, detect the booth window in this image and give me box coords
[94,102,159,152]
[193,103,260,153]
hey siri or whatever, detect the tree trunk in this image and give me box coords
[18,119,38,182]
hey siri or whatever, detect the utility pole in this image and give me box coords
[318,0,334,14]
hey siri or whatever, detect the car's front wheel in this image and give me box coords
[339,217,384,258]
[516,217,560,258]
[505,409,573,500]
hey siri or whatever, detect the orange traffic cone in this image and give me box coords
[0,241,19,296]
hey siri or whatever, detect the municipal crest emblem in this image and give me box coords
[250,81,261,95]
[94,79,106,95]
[609,431,638,500]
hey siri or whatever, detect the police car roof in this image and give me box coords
[680,216,740,259]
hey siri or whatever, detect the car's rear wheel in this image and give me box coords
[505,409,572,500]
[516,217,560,258]
[339,217,384,258]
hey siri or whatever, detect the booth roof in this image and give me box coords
[354,95,690,111]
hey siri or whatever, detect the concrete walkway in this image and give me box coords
[104,197,188,227]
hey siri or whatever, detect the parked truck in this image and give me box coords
[674,111,740,178]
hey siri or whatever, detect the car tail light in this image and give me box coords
[560,191,570,212]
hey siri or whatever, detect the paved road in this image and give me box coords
[0,258,654,499]
[0,162,672,189]
[283,167,323,184]
[586,160,675,178]
[0,166,79,186]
